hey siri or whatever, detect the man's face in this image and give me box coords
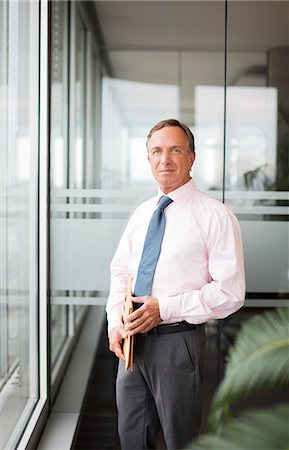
[147,126,195,194]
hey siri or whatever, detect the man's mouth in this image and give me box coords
[160,168,174,173]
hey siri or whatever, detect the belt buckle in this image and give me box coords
[153,327,159,336]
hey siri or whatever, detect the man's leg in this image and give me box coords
[140,327,206,450]
[116,359,161,450]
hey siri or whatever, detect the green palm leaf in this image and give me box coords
[209,307,289,430]
[186,403,289,450]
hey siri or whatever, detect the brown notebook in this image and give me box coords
[122,277,134,370]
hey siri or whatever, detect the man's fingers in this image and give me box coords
[108,326,127,361]
[125,300,145,323]
[109,340,125,361]
[126,316,156,335]
[115,346,125,361]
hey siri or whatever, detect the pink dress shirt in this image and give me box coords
[106,179,246,333]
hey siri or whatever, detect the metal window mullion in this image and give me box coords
[69,2,76,191]
[38,0,49,403]
[68,2,76,334]
[15,1,49,449]
[81,25,87,191]
[63,1,69,190]
[28,0,41,403]
[0,0,8,382]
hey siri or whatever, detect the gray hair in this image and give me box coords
[146,119,195,153]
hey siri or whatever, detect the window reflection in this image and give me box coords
[194,85,278,191]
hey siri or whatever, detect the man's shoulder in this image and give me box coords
[191,188,235,218]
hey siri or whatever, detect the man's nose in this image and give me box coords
[161,150,171,163]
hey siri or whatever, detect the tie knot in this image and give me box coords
[158,195,173,210]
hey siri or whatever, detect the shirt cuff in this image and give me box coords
[158,294,182,322]
[158,290,201,323]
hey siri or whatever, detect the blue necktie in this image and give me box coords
[134,195,173,298]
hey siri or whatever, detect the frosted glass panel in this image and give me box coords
[241,221,289,293]
[50,188,154,304]
[51,219,127,291]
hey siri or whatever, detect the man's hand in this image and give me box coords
[108,325,127,361]
[125,296,161,335]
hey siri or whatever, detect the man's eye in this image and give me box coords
[153,149,161,155]
[173,148,181,153]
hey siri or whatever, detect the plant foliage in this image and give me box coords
[209,307,289,430]
[186,403,289,450]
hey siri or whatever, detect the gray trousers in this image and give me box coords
[116,326,206,450]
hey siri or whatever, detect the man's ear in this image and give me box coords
[189,152,195,169]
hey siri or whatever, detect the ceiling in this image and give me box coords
[94,1,288,51]
[92,1,288,129]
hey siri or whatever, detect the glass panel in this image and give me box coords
[92,53,102,189]
[50,3,96,363]
[182,52,225,193]
[50,1,69,367]
[102,51,179,190]
[226,0,289,301]
[85,32,95,190]
[51,1,68,190]
[72,13,86,189]
[0,1,39,448]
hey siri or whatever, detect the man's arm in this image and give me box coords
[158,211,246,324]
[106,226,132,334]
[106,212,136,355]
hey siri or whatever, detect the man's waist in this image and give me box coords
[145,321,203,336]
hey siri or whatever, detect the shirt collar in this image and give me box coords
[157,178,196,206]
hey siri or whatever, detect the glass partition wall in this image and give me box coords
[99,0,289,392]
[100,0,288,305]
[49,0,288,397]
[226,1,289,303]
[48,0,288,439]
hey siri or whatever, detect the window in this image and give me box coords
[0,2,41,448]
[50,2,101,386]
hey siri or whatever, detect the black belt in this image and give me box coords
[146,321,201,336]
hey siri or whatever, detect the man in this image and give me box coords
[106,119,245,450]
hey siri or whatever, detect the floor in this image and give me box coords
[37,307,287,450]
[71,323,120,449]
[37,306,105,450]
